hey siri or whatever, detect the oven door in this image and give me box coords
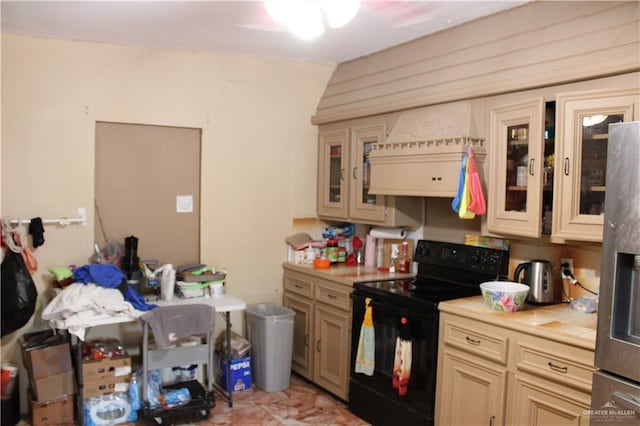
[349,288,438,425]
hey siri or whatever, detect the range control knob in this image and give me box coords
[415,244,431,257]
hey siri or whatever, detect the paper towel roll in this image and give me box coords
[369,227,406,239]
[364,235,376,267]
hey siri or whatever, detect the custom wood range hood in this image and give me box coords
[368,100,486,197]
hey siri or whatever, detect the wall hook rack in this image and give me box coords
[7,207,87,227]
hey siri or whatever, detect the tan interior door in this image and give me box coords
[95,122,201,266]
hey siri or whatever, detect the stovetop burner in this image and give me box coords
[359,279,416,296]
[353,239,510,311]
[356,278,481,307]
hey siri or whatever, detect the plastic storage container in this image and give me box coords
[246,304,295,392]
[1,363,20,426]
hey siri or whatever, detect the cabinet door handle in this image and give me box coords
[465,336,481,346]
[304,334,309,347]
[548,361,568,373]
[489,415,495,426]
[564,158,570,176]
[340,168,345,180]
[316,340,321,352]
[529,158,535,176]
[353,166,358,179]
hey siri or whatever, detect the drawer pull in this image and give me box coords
[327,293,338,299]
[465,336,481,346]
[548,362,568,374]
[294,284,303,289]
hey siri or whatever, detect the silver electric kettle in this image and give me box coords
[513,259,561,304]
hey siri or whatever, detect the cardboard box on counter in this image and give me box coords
[31,394,75,426]
[464,234,510,251]
[20,330,76,402]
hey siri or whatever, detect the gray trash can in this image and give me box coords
[246,304,295,392]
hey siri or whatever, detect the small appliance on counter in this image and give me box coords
[513,259,561,304]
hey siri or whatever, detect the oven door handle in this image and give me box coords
[370,299,393,309]
[351,293,389,309]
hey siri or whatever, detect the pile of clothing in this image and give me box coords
[42,264,157,340]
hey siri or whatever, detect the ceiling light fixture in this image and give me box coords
[264,0,361,40]
[583,114,608,127]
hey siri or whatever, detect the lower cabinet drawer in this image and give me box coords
[315,280,351,310]
[514,335,594,392]
[284,272,314,298]
[441,314,509,365]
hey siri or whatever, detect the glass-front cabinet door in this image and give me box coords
[488,97,546,238]
[317,129,349,219]
[553,89,639,242]
[349,124,386,222]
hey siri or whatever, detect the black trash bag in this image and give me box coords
[1,250,38,337]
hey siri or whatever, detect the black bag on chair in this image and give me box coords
[1,249,38,337]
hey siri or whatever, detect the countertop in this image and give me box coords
[439,296,597,351]
[282,262,415,286]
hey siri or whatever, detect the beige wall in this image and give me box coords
[1,34,334,378]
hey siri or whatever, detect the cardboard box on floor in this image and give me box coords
[82,356,132,381]
[83,375,131,398]
[81,356,132,398]
[31,394,75,426]
[215,353,252,392]
[20,330,76,402]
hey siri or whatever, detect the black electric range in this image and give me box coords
[349,239,509,426]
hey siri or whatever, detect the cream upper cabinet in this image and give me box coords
[487,97,547,238]
[349,124,387,222]
[552,88,639,242]
[317,129,349,219]
[317,124,422,226]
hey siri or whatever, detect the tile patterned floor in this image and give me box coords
[206,375,368,426]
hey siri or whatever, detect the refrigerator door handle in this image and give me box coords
[612,390,640,414]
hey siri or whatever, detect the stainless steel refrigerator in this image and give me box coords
[591,121,640,425]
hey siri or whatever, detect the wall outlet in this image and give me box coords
[560,258,574,279]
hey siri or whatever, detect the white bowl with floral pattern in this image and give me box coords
[480,281,529,312]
